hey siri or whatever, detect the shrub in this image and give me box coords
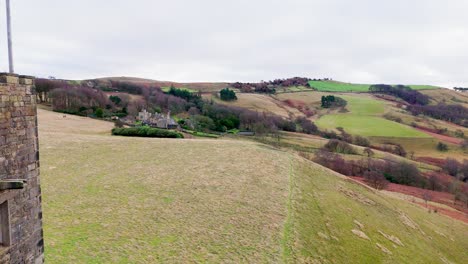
[455,129,465,138]
[384,161,424,187]
[436,142,449,152]
[363,148,374,157]
[323,139,357,154]
[219,88,237,101]
[364,171,389,190]
[321,95,347,108]
[444,158,460,177]
[354,136,370,147]
[111,127,184,138]
[461,140,468,150]
[383,113,402,123]
[296,117,318,134]
[95,108,104,118]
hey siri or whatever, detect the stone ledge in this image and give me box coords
[0,73,19,84]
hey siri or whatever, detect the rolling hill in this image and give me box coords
[38,108,468,263]
[308,80,442,92]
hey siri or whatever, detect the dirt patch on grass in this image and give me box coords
[376,243,392,255]
[399,213,422,232]
[378,231,404,247]
[351,229,370,240]
[338,186,376,206]
[354,220,364,229]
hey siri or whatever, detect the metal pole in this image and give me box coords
[6,0,14,73]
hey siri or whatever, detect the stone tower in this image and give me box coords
[0,73,44,264]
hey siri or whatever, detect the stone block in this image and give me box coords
[0,74,19,84]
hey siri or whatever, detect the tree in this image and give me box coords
[323,139,357,154]
[219,88,237,101]
[462,140,468,151]
[95,108,104,118]
[364,171,389,190]
[355,136,370,147]
[437,142,449,152]
[460,160,468,182]
[296,117,317,134]
[444,158,460,177]
[449,181,462,205]
[363,148,374,157]
[422,192,433,208]
[109,95,122,105]
[393,144,407,157]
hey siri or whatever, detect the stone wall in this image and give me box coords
[0,73,44,264]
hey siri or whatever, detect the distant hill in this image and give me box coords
[89,76,229,93]
[308,80,443,92]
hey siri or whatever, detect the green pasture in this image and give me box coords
[308,81,439,92]
[161,86,197,93]
[317,95,429,137]
[308,81,371,92]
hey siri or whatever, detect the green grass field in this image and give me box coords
[38,109,467,263]
[316,95,430,137]
[317,115,430,137]
[161,86,197,93]
[308,81,439,92]
[287,158,468,263]
[309,81,371,92]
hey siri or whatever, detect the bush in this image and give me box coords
[219,88,237,101]
[296,117,318,134]
[384,161,424,187]
[354,136,370,147]
[321,95,347,108]
[111,127,184,138]
[364,171,389,190]
[95,108,104,118]
[323,139,357,154]
[436,142,449,152]
[444,158,460,177]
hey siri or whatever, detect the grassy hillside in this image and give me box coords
[206,93,302,118]
[287,158,467,263]
[309,81,371,92]
[309,81,440,92]
[93,77,229,93]
[314,95,429,137]
[38,109,467,263]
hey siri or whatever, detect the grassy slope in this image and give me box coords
[39,109,467,263]
[39,109,289,263]
[287,158,468,263]
[309,81,440,92]
[315,95,430,137]
[206,93,302,118]
[94,77,228,93]
[421,88,468,108]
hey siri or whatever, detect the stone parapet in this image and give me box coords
[0,73,44,264]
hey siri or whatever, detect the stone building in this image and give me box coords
[0,73,44,264]
[137,109,178,129]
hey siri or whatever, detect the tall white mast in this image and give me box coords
[6,0,14,73]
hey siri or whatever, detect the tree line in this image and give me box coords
[408,104,468,127]
[369,84,430,105]
[230,77,312,93]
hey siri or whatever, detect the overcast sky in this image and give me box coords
[0,0,467,87]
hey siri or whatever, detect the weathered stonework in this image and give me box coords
[0,73,44,264]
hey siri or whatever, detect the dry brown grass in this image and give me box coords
[39,109,290,263]
[208,93,301,118]
[421,89,468,108]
